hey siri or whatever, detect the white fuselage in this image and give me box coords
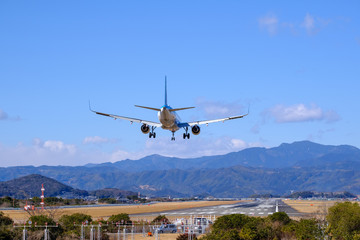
[158,107,179,132]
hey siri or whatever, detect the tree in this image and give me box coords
[0,228,14,240]
[59,213,92,232]
[151,215,170,224]
[204,214,276,240]
[108,213,131,224]
[98,198,116,204]
[238,217,275,240]
[294,218,323,240]
[28,214,62,239]
[0,212,14,240]
[268,212,291,225]
[211,214,251,234]
[0,212,13,226]
[327,201,360,240]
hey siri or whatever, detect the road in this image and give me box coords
[132,199,301,218]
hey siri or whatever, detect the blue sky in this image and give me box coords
[0,1,359,166]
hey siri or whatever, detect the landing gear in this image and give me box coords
[183,133,190,139]
[149,127,156,138]
[171,131,175,141]
[183,127,190,139]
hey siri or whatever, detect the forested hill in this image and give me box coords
[0,174,136,199]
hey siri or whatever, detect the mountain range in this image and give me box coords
[1,141,360,197]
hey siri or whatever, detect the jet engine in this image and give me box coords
[141,124,150,134]
[191,125,200,135]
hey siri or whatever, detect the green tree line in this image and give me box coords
[1,202,360,239]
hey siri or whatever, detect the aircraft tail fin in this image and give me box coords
[165,76,168,106]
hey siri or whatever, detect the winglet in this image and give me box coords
[88,100,94,112]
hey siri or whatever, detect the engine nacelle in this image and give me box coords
[191,125,200,135]
[141,124,150,134]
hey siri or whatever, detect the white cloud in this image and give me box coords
[0,109,21,121]
[307,128,335,141]
[0,109,8,120]
[141,136,262,159]
[43,140,76,154]
[265,104,340,123]
[195,98,246,119]
[0,137,262,167]
[302,13,315,32]
[302,13,318,35]
[83,136,113,144]
[258,14,278,35]
[0,139,79,167]
[259,13,330,36]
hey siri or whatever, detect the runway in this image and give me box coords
[132,199,301,218]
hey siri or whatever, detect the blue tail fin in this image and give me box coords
[165,76,168,106]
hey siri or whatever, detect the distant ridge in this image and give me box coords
[1,141,360,197]
[84,140,360,171]
[0,174,136,199]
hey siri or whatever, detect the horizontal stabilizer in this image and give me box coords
[134,105,161,111]
[169,107,195,112]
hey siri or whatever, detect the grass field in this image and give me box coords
[284,200,339,214]
[2,200,241,223]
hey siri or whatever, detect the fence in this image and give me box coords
[14,215,216,240]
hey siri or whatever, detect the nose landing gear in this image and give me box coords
[171,131,175,141]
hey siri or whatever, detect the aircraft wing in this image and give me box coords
[90,109,162,128]
[179,113,248,127]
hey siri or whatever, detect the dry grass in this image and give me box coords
[284,200,339,214]
[3,200,241,223]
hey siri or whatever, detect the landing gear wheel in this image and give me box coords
[149,133,152,138]
[183,133,190,139]
[153,132,156,138]
[183,127,190,139]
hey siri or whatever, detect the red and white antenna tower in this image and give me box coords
[40,184,45,210]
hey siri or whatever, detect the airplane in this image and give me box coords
[90,78,248,141]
